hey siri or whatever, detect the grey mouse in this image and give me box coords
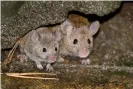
[58,20,100,64]
[5,27,61,71]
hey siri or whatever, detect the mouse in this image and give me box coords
[4,26,61,71]
[58,14,100,64]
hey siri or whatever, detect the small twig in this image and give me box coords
[4,41,19,65]
[1,72,59,80]
[3,72,57,76]
[4,38,24,65]
[7,75,59,80]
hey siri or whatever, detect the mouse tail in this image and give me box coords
[3,38,24,65]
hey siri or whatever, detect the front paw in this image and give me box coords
[36,64,43,70]
[46,64,53,71]
[57,57,64,63]
[81,59,91,65]
[17,54,28,62]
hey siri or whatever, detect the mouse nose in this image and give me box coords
[48,56,56,63]
[79,47,89,58]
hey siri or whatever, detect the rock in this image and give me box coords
[1,61,133,89]
[92,2,133,66]
[1,1,121,49]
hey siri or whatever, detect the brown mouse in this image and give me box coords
[58,14,100,64]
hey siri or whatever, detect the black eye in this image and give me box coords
[43,48,47,52]
[88,39,91,44]
[55,47,57,51]
[73,39,78,44]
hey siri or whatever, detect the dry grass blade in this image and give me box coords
[2,72,59,80]
[5,72,57,76]
[3,41,19,65]
[7,75,59,80]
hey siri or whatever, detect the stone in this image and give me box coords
[1,1,121,49]
[92,2,133,66]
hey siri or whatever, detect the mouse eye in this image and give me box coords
[43,48,47,52]
[55,47,58,51]
[73,39,78,44]
[88,39,91,44]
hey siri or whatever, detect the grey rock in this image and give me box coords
[92,2,133,66]
[1,1,121,49]
[1,61,133,88]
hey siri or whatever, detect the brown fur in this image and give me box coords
[68,14,90,28]
[58,14,100,63]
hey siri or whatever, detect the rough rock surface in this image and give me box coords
[1,61,133,89]
[1,1,121,49]
[91,2,133,66]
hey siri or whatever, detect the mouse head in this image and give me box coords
[61,20,100,58]
[31,28,61,63]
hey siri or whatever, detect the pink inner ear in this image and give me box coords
[55,31,61,41]
[31,30,40,42]
[61,20,73,35]
[89,21,100,35]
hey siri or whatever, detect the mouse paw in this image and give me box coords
[36,64,43,70]
[46,64,53,71]
[57,57,64,63]
[81,59,91,65]
[17,54,28,62]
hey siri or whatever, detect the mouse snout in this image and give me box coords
[78,47,89,58]
[48,55,56,63]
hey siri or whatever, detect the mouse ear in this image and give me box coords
[61,20,73,35]
[89,21,100,36]
[55,30,62,41]
[31,30,40,42]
